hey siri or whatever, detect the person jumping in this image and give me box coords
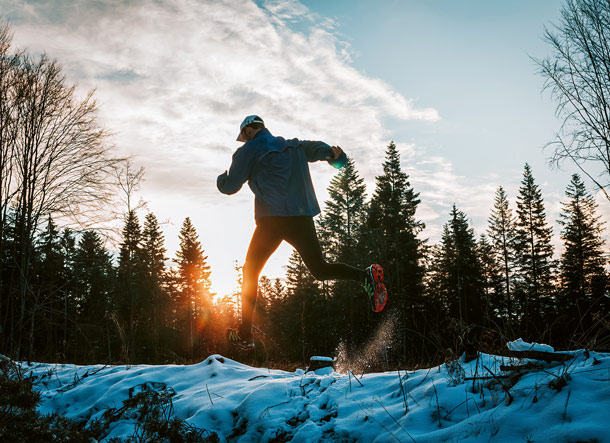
[217,115,387,351]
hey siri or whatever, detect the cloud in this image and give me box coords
[262,0,311,22]
[4,0,446,295]
[6,0,440,196]
[401,152,496,239]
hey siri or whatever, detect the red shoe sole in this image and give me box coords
[371,264,387,312]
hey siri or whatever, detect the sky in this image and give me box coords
[3,0,609,298]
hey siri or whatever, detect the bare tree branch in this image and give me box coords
[114,158,146,216]
[534,0,610,200]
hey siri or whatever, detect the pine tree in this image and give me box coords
[317,157,368,347]
[439,205,484,328]
[368,141,424,294]
[33,216,65,358]
[142,213,166,285]
[558,174,608,334]
[161,267,183,335]
[272,278,285,301]
[255,275,273,334]
[141,212,167,361]
[266,278,286,357]
[487,186,518,320]
[116,210,145,362]
[118,210,143,285]
[175,217,212,359]
[418,243,452,359]
[319,157,367,262]
[424,207,484,357]
[367,141,425,358]
[514,164,555,334]
[75,230,114,361]
[284,250,324,361]
[478,233,504,322]
[38,216,64,291]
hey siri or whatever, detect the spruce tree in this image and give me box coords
[317,157,368,346]
[175,217,212,358]
[38,216,64,290]
[438,205,484,328]
[487,186,518,320]
[558,174,607,334]
[75,230,114,361]
[161,267,183,336]
[76,230,113,316]
[142,213,166,285]
[367,141,425,358]
[514,164,555,334]
[266,278,286,355]
[368,141,424,294]
[284,250,325,361]
[34,216,65,358]
[478,233,504,322]
[141,212,167,361]
[118,210,143,283]
[255,275,273,335]
[418,243,452,359]
[319,157,367,261]
[116,210,145,362]
[424,207,484,358]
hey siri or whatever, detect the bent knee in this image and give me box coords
[243,262,264,281]
[308,263,332,281]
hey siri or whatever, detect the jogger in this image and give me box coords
[218,115,387,351]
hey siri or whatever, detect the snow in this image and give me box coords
[16,348,610,442]
[507,338,555,353]
[310,356,335,362]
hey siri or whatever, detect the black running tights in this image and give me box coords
[240,216,364,335]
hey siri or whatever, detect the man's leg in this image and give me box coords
[282,216,387,312]
[282,216,364,282]
[240,217,283,337]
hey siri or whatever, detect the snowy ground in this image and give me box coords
[16,347,610,442]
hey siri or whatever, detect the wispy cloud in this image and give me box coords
[6,0,440,197]
[404,153,500,241]
[2,0,477,295]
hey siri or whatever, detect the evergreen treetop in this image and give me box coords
[320,156,367,262]
[176,217,212,302]
[487,186,518,318]
[369,141,422,232]
[142,212,167,281]
[558,174,607,297]
[515,164,555,293]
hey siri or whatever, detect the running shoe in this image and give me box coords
[227,328,255,351]
[363,264,388,312]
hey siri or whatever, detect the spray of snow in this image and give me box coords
[335,311,398,374]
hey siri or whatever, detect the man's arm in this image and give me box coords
[300,140,347,169]
[217,146,256,195]
[300,140,334,162]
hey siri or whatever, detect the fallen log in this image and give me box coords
[495,349,574,363]
[499,362,544,372]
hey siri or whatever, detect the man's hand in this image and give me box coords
[326,145,343,163]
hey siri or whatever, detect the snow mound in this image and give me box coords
[507,338,555,353]
[310,356,335,362]
[18,350,610,442]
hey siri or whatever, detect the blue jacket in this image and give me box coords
[217,128,346,220]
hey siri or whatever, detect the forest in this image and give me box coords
[1,6,609,370]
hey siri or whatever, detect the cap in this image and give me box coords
[236,115,264,142]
